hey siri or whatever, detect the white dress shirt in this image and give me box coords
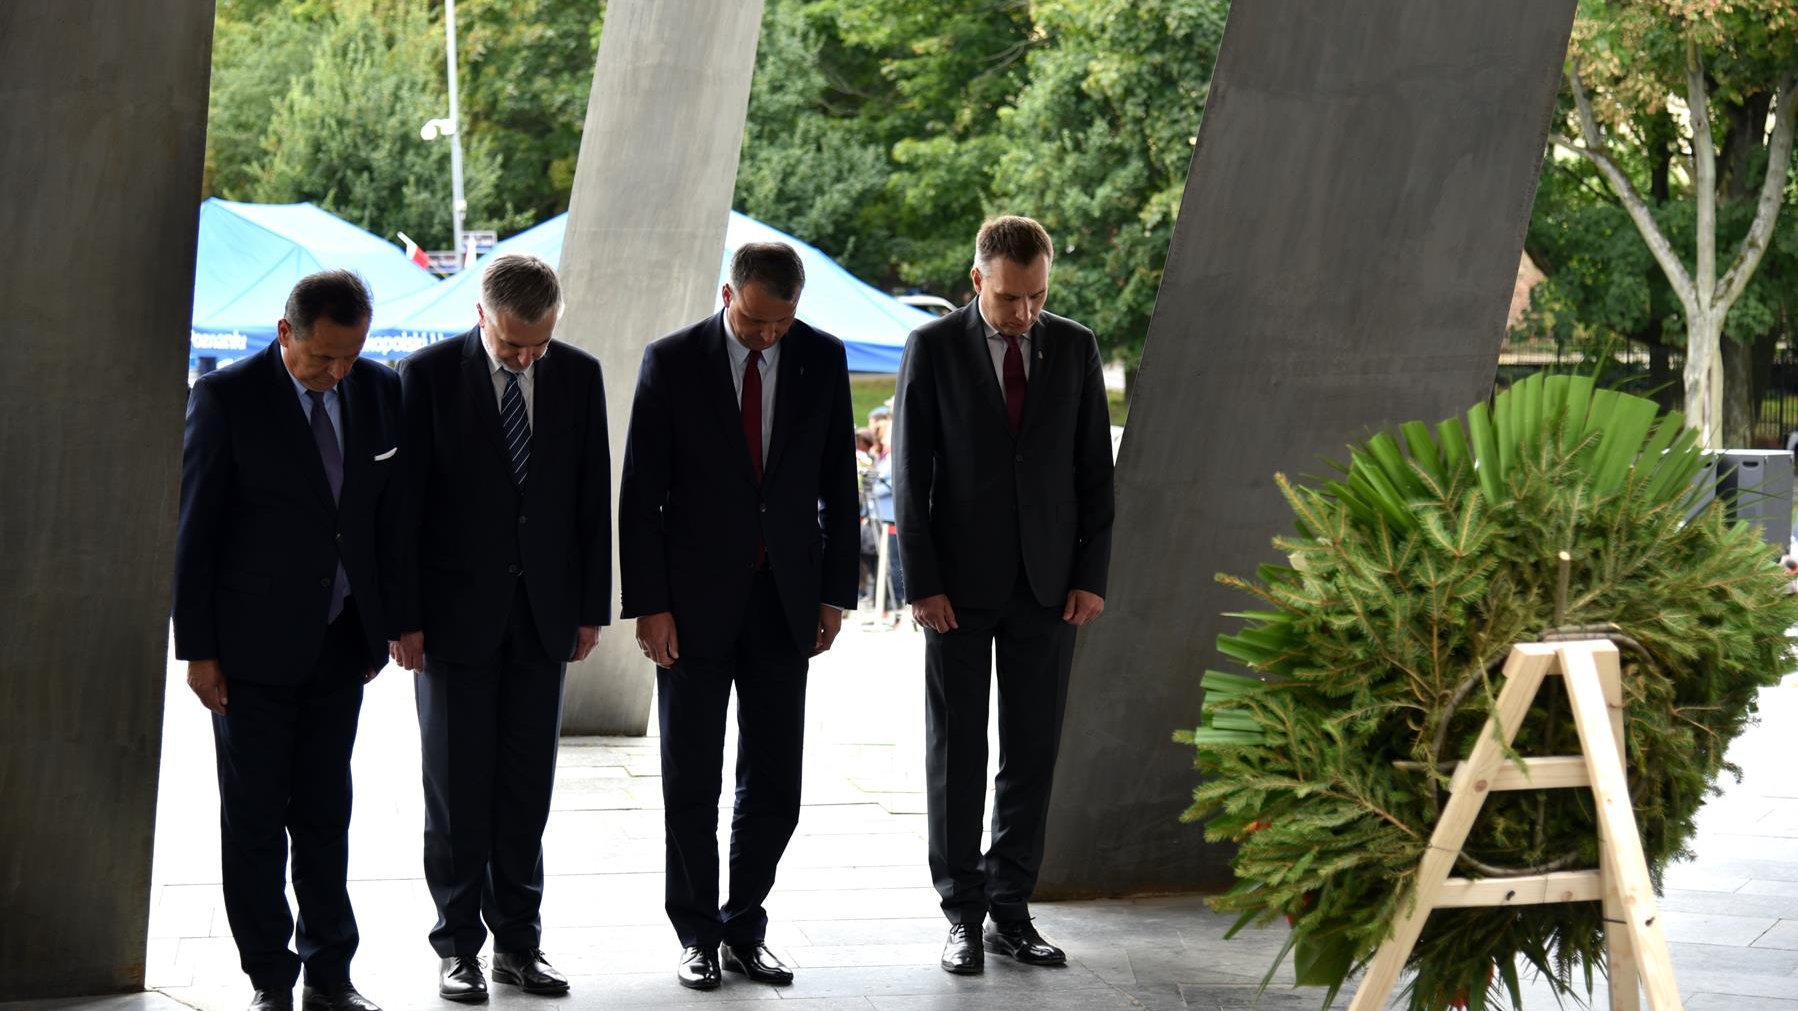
[723,314,779,460]
[977,305,1033,384]
[481,330,538,427]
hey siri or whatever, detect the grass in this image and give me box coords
[849,373,1131,428]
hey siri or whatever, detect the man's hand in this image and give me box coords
[911,594,958,634]
[188,659,228,715]
[814,606,845,656]
[571,624,602,662]
[636,612,680,669]
[390,630,425,672]
[1062,589,1105,626]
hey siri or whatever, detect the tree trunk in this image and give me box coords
[1685,313,1724,447]
[1643,322,1674,412]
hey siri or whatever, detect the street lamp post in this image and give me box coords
[443,0,466,253]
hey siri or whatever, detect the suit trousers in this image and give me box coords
[924,574,1076,925]
[213,598,367,991]
[416,582,566,957]
[657,569,808,948]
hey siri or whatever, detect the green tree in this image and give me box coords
[996,0,1228,374]
[1551,0,1798,447]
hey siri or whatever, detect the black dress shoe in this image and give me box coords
[247,990,292,1011]
[721,942,794,984]
[676,945,721,990]
[984,919,1066,966]
[940,922,984,974]
[300,983,383,1011]
[493,949,570,994]
[438,957,488,1003]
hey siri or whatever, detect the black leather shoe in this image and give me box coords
[721,942,794,984]
[438,957,488,1003]
[248,990,292,1011]
[676,946,721,990]
[940,923,984,974]
[300,983,383,1011]
[493,949,569,994]
[984,919,1066,966]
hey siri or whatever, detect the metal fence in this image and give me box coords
[1497,343,1798,448]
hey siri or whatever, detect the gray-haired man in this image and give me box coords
[390,253,612,1002]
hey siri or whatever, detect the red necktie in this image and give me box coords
[1002,333,1027,433]
[742,349,767,569]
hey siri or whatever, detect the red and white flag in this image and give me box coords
[397,231,430,270]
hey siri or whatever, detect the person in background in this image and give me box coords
[389,253,611,1003]
[173,270,401,1011]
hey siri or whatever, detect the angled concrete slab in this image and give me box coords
[555,0,766,734]
[1038,0,1578,896]
[0,1,215,997]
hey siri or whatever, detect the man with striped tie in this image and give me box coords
[389,253,611,1002]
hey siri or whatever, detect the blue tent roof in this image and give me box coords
[371,211,932,372]
[190,198,440,361]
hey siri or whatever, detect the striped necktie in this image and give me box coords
[500,368,530,487]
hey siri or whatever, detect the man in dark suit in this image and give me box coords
[619,243,858,991]
[174,270,400,1011]
[388,253,610,1002]
[892,215,1115,974]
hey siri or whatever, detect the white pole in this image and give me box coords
[444,0,467,253]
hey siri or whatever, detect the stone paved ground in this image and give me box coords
[7,620,1797,1010]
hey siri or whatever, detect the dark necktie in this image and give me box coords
[742,349,764,481]
[500,368,530,488]
[1002,332,1028,434]
[305,390,348,623]
[742,349,766,569]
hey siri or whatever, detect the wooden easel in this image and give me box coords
[1346,641,1683,1011]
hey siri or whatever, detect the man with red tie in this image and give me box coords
[619,242,859,991]
[891,215,1115,974]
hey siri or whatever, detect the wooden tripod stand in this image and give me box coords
[1345,641,1682,1011]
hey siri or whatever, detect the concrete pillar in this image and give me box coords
[556,0,765,734]
[1037,0,1577,896]
[0,2,215,998]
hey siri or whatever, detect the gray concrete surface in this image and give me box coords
[554,0,767,735]
[5,627,1788,1010]
[0,2,215,999]
[1037,0,1580,897]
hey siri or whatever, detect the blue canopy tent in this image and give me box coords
[371,211,933,372]
[190,198,440,365]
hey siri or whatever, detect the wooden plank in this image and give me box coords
[1594,643,1642,1011]
[1347,644,1560,1011]
[1451,755,1590,792]
[1561,643,1682,1011]
[1434,870,1604,907]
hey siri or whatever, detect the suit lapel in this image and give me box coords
[336,369,360,505]
[1016,316,1056,441]
[763,328,804,480]
[704,314,760,487]
[264,343,337,514]
[961,306,1016,438]
[460,328,509,472]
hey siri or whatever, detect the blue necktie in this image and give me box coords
[501,369,530,487]
[306,390,349,623]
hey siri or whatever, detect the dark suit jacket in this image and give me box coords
[892,304,1115,609]
[618,312,859,659]
[172,342,403,684]
[395,328,612,664]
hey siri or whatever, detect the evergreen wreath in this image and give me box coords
[1179,373,1798,1010]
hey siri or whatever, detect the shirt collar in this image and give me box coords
[480,326,537,381]
[722,311,780,371]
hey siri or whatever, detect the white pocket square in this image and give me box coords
[373,447,398,461]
